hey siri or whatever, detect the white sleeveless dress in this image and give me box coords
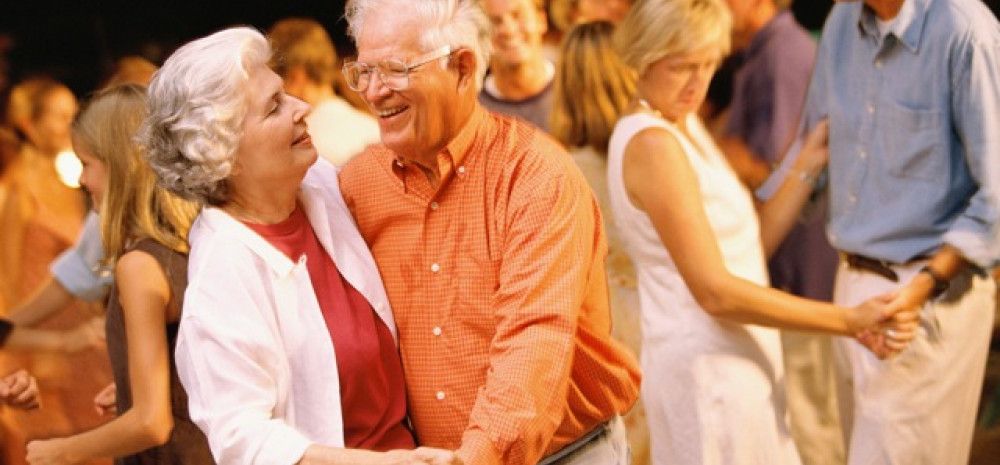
[607,112,801,465]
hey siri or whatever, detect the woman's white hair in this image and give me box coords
[140,26,271,206]
[345,0,492,91]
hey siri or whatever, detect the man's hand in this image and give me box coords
[0,369,40,410]
[847,291,921,359]
[93,382,116,416]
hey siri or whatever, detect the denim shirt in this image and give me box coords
[801,0,1000,268]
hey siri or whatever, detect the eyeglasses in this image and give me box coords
[343,46,453,92]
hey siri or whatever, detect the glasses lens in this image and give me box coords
[380,59,409,91]
[343,63,370,92]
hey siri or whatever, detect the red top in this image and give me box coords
[245,205,415,451]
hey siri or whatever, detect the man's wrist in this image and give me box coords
[908,272,937,301]
[918,266,950,299]
[457,429,502,465]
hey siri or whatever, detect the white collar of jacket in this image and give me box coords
[193,160,398,342]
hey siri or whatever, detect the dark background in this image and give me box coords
[0,0,996,98]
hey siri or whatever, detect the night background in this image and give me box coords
[0,0,996,98]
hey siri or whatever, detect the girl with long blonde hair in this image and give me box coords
[25,84,213,465]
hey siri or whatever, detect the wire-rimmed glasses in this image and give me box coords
[342,46,453,92]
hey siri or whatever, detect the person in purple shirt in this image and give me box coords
[719,3,844,465]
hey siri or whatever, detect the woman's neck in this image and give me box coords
[224,189,298,225]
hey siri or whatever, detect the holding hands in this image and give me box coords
[847,291,922,359]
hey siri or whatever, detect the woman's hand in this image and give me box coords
[26,438,79,465]
[847,291,921,358]
[93,383,117,416]
[379,448,462,465]
[793,119,830,177]
[412,447,462,465]
[0,369,40,410]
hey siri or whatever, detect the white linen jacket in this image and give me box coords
[175,160,397,465]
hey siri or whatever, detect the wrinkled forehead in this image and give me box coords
[355,12,426,63]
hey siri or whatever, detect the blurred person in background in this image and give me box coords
[25,84,212,465]
[0,76,112,465]
[479,0,556,131]
[268,18,380,166]
[549,20,648,465]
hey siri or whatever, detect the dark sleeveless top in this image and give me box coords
[104,239,215,465]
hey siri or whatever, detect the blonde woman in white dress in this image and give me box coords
[605,1,921,464]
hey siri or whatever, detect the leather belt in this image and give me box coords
[842,253,930,282]
[843,253,900,282]
[536,420,611,465]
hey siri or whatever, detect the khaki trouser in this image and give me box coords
[782,331,846,465]
[832,260,995,465]
[542,416,630,465]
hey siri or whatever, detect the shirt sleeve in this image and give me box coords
[756,29,830,201]
[942,28,1000,268]
[49,211,112,301]
[769,41,816,164]
[456,169,596,465]
[175,253,312,465]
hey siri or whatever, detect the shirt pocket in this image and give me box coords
[880,101,944,182]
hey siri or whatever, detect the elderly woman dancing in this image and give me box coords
[142,27,458,465]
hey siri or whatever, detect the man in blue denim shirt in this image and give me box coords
[798,0,1000,463]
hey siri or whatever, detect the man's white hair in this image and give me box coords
[345,0,492,91]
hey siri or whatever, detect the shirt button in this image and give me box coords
[432,326,442,336]
[849,194,858,204]
[430,201,439,211]
[436,391,446,400]
[875,59,883,69]
[858,149,867,159]
[866,104,874,114]
[456,166,466,175]
[430,263,441,273]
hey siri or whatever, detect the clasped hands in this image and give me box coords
[847,280,930,359]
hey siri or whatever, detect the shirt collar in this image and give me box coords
[857,0,929,53]
[387,104,487,177]
[444,104,487,167]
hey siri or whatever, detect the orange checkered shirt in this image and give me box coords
[339,107,641,465]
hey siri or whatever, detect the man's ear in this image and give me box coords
[453,48,479,92]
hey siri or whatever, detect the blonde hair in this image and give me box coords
[73,84,199,263]
[268,18,339,86]
[615,0,731,76]
[550,21,636,154]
